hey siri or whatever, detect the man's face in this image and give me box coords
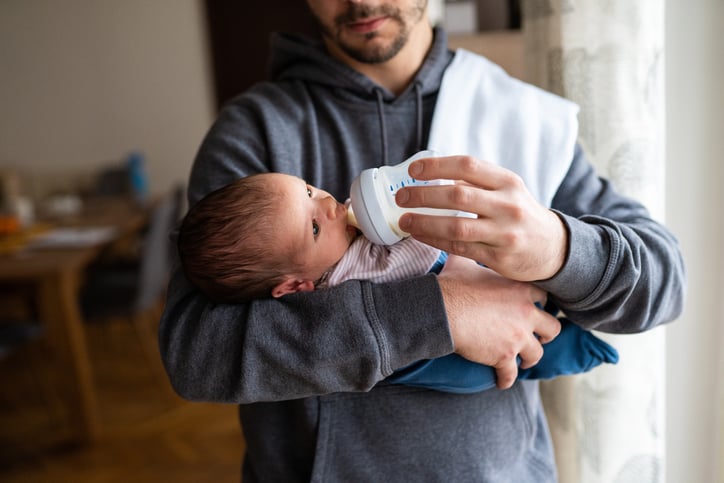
[306,0,428,64]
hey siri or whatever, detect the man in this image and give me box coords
[159,1,685,480]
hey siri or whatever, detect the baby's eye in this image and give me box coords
[312,221,320,237]
[307,187,313,198]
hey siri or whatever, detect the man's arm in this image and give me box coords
[437,255,562,389]
[397,145,686,334]
[159,253,453,403]
[159,97,454,404]
[538,145,686,332]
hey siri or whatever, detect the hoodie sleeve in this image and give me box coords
[537,144,686,333]
[159,96,453,404]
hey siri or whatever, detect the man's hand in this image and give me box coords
[397,155,568,282]
[438,255,561,389]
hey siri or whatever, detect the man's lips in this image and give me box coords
[347,16,387,34]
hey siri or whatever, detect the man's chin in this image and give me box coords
[338,31,406,64]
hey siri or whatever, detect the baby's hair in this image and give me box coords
[178,174,295,303]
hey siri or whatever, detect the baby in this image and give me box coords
[178,172,618,393]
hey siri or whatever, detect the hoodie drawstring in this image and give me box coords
[373,88,389,166]
[374,82,424,165]
[414,81,423,152]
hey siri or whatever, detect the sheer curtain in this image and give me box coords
[521,1,667,482]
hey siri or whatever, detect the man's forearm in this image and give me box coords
[539,147,686,332]
[159,257,452,403]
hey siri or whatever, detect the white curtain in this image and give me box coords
[521,1,667,482]
[720,303,724,482]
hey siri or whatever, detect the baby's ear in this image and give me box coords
[271,278,315,298]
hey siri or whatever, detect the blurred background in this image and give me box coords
[0,0,721,482]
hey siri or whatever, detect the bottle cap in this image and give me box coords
[349,169,403,245]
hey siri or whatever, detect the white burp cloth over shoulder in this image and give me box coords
[427,48,580,207]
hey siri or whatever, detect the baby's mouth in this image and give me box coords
[346,224,360,238]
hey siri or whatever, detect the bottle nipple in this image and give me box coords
[346,204,360,229]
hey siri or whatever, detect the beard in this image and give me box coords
[312,1,427,64]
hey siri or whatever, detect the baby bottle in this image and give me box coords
[347,150,471,245]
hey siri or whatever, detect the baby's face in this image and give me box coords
[270,173,358,281]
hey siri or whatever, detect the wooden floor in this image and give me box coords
[0,318,245,482]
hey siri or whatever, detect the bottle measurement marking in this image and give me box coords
[388,179,431,193]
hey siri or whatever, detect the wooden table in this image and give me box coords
[0,197,152,444]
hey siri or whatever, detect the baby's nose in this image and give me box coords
[324,196,342,219]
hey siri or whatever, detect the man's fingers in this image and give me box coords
[397,182,489,214]
[408,155,511,190]
[495,359,518,390]
[518,335,544,370]
[534,310,561,345]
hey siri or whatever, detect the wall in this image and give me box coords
[0,0,215,199]
[665,0,724,482]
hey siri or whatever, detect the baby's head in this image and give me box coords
[178,173,358,303]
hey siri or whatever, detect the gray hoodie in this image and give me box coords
[160,28,685,482]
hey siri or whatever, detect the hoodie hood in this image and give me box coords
[269,27,452,102]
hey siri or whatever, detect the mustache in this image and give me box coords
[335,4,400,26]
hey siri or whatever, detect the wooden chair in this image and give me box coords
[0,295,62,429]
[0,321,43,360]
[79,190,179,404]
